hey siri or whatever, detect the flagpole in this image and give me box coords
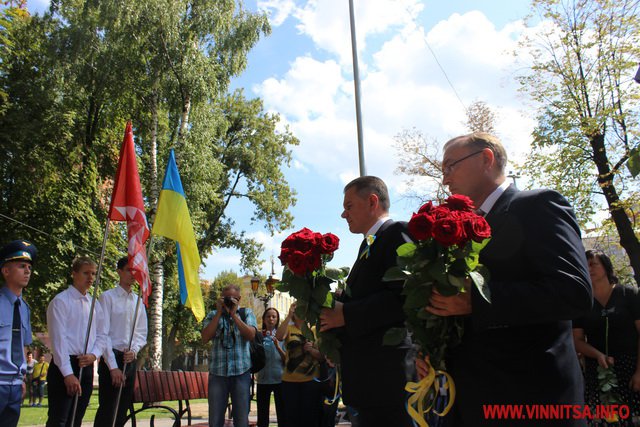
[110,292,141,427]
[110,234,155,427]
[70,218,111,427]
[349,0,366,177]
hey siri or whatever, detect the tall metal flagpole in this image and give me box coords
[110,235,155,427]
[70,219,111,427]
[349,0,366,177]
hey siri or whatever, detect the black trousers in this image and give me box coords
[94,350,137,427]
[46,357,94,427]
[256,383,284,427]
[355,404,414,427]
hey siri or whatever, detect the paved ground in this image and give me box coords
[77,401,352,426]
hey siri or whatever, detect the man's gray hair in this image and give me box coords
[444,132,508,173]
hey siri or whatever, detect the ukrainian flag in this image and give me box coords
[152,150,205,322]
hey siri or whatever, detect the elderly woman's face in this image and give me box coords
[587,256,608,283]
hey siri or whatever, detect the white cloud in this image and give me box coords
[257,0,297,26]
[247,230,287,255]
[252,6,548,211]
[257,56,344,120]
[294,0,424,66]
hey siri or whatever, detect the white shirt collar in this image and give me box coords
[68,284,89,299]
[479,181,511,215]
[364,216,390,237]
[115,284,134,296]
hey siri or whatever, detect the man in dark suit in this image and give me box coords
[320,176,415,427]
[421,132,592,426]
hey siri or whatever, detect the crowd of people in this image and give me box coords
[1,131,639,427]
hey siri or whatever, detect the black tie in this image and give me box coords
[12,299,23,372]
[357,238,368,259]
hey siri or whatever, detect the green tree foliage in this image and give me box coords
[517,0,640,284]
[0,1,297,367]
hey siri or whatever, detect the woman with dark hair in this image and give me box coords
[573,250,640,425]
[256,307,286,427]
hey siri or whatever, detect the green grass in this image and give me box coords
[18,393,209,426]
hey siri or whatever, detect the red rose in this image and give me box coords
[319,233,340,254]
[464,214,491,243]
[281,227,320,253]
[408,212,435,241]
[430,205,451,219]
[417,201,433,214]
[286,249,321,276]
[431,213,468,247]
[285,250,307,276]
[278,247,292,266]
[444,195,475,212]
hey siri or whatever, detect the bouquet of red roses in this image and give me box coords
[276,227,346,363]
[383,195,491,426]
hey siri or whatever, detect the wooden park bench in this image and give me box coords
[126,370,209,427]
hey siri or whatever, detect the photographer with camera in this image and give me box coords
[202,284,257,427]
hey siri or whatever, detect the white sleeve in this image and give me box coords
[47,296,73,377]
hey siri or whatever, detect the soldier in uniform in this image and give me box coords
[0,240,37,427]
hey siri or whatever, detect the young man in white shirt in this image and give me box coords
[94,256,148,427]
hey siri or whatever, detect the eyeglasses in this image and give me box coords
[442,150,485,176]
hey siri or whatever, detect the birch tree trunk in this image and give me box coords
[147,88,164,370]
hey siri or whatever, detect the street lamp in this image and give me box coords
[250,257,279,309]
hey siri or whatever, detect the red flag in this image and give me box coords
[108,121,152,304]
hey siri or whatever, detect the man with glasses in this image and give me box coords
[418,132,592,426]
[202,284,257,427]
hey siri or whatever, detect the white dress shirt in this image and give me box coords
[364,216,412,243]
[99,284,148,370]
[478,181,511,215]
[46,286,107,377]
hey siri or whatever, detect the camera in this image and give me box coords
[223,296,236,309]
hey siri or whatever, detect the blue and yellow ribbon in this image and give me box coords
[359,234,376,259]
[405,359,456,427]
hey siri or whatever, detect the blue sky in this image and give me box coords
[26,0,540,280]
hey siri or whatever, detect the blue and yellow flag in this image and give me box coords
[152,150,205,322]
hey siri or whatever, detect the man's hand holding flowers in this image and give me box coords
[426,289,472,317]
[319,301,345,332]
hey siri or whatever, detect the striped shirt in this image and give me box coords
[204,308,256,377]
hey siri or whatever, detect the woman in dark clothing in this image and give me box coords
[573,250,640,426]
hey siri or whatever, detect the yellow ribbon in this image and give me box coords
[405,360,456,427]
[324,368,341,405]
[359,234,376,259]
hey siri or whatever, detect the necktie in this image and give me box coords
[12,299,23,372]
[359,234,376,259]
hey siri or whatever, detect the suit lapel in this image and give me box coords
[485,184,517,234]
[346,219,393,289]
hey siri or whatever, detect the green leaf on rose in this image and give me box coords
[295,302,308,320]
[383,327,407,346]
[447,274,466,289]
[470,265,491,303]
[276,281,291,292]
[416,308,431,319]
[435,281,459,296]
[404,285,431,309]
[383,266,410,281]
[312,282,332,308]
[464,251,480,270]
[472,238,491,252]
[300,321,315,342]
[448,258,468,278]
[396,242,417,258]
[325,267,346,281]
